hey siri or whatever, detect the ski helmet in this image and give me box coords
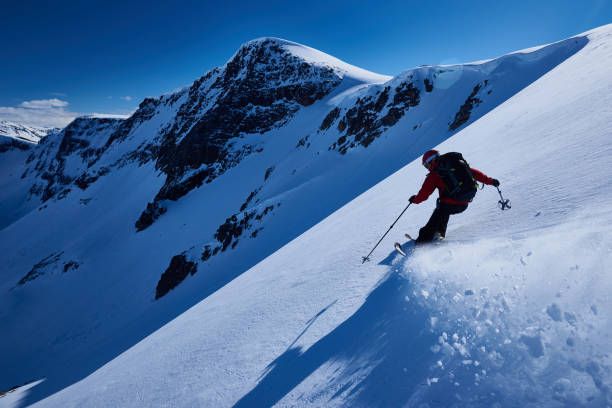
[422,149,439,166]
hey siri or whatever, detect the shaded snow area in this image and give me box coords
[1,25,612,408]
[0,122,58,232]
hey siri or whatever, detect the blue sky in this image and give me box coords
[1,0,610,128]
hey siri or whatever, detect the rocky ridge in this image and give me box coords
[136,39,344,230]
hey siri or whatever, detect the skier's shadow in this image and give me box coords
[233,247,435,408]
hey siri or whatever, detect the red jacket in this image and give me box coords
[412,163,495,205]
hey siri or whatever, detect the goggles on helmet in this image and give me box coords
[423,152,439,167]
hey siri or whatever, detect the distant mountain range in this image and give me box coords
[0,120,59,152]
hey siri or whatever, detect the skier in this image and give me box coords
[409,149,499,244]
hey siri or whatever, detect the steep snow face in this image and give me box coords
[0,122,60,230]
[0,30,599,407]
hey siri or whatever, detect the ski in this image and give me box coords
[405,233,415,241]
[394,242,407,256]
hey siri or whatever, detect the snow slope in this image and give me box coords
[5,23,609,408]
[1,27,610,407]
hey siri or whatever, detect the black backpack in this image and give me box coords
[436,152,478,202]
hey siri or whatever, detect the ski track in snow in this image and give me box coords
[1,25,612,408]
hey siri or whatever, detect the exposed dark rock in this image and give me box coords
[255,205,275,220]
[264,166,275,181]
[215,214,248,251]
[80,147,105,162]
[29,183,43,197]
[74,167,110,190]
[380,107,403,127]
[424,78,434,92]
[320,107,341,131]
[392,82,420,106]
[18,252,64,285]
[201,245,213,261]
[296,135,310,148]
[240,187,261,211]
[74,174,95,190]
[201,202,278,261]
[449,83,484,131]
[63,261,80,273]
[154,168,213,202]
[374,87,390,112]
[155,254,198,299]
[123,143,158,166]
[75,171,101,190]
[135,202,168,231]
[329,82,421,154]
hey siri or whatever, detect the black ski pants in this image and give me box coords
[416,200,468,243]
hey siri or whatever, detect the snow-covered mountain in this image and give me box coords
[0,122,60,234]
[0,121,56,147]
[1,25,611,407]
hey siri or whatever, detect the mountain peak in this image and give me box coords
[239,36,299,49]
[228,37,391,84]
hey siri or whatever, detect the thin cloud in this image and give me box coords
[0,98,132,129]
[20,98,69,109]
[120,96,133,101]
[51,92,68,97]
[0,98,75,128]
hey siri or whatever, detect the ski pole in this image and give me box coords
[496,186,511,210]
[362,202,411,263]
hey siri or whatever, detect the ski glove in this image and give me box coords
[491,179,500,187]
[409,195,417,203]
